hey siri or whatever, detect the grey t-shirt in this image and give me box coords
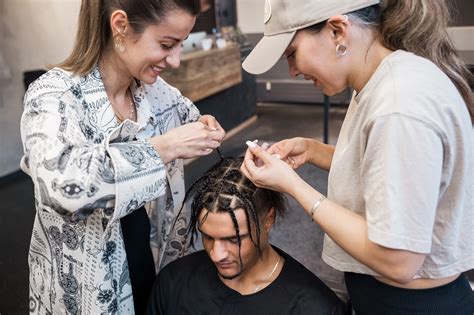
[322,50,473,279]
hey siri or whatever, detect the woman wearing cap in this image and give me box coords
[241,0,473,313]
[21,0,225,313]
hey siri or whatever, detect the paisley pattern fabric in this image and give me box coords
[20,66,200,314]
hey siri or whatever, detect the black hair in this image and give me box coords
[183,155,286,255]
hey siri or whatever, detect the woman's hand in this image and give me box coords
[268,137,310,169]
[241,142,303,194]
[150,120,225,164]
[198,115,226,142]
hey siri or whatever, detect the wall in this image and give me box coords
[236,0,264,34]
[0,0,81,177]
[449,0,474,51]
[451,0,474,26]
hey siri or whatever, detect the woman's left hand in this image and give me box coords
[198,115,226,143]
[241,142,302,194]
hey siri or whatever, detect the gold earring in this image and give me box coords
[114,34,125,53]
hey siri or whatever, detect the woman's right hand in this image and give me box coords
[268,137,310,169]
[241,142,303,195]
[149,121,223,164]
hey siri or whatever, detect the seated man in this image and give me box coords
[147,157,346,315]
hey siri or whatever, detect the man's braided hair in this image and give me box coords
[185,156,286,254]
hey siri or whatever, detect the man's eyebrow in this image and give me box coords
[197,228,207,237]
[198,228,248,240]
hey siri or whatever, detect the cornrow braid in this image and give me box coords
[183,156,287,256]
[232,187,261,253]
[225,204,244,268]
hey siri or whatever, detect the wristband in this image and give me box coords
[310,195,326,221]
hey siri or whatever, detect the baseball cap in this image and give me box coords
[242,0,380,74]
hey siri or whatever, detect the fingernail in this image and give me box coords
[246,140,258,148]
[211,127,217,131]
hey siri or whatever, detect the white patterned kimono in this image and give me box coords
[20,66,200,314]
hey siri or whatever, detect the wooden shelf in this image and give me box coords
[160,45,242,102]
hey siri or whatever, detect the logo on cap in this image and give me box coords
[264,0,272,24]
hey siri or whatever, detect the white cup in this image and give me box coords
[201,38,213,51]
[216,38,227,49]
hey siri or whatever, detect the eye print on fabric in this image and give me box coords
[52,179,99,199]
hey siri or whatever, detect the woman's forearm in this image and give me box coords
[307,139,335,171]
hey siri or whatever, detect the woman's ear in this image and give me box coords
[110,10,129,35]
[327,15,349,44]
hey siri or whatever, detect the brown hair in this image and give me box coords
[58,0,200,76]
[305,0,473,123]
[378,0,473,123]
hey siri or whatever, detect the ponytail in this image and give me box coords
[58,0,108,76]
[378,0,473,123]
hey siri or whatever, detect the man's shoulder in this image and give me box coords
[277,248,320,282]
[160,250,209,278]
[275,247,345,311]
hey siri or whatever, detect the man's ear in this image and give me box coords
[326,15,349,44]
[263,207,276,232]
[110,9,129,36]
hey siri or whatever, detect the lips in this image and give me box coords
[303,75,318,87]
[216,262,234,269]
[151,65,163,76]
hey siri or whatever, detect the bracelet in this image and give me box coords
[310,195,326,221]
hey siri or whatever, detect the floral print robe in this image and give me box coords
[20,66,200,314]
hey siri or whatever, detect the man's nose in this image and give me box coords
[209,240,229,262]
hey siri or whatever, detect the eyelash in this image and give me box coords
[287,51,296,60]
[161,44,173,51]
[227,237,239,244]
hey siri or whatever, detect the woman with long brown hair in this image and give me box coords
[241,0,474,313]
[21,0,225,313]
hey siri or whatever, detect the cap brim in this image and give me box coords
[242,31,296,75]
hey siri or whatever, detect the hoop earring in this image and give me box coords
[336,44,347,57]
[114,35,125,53]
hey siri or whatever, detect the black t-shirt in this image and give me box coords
[147,246,346,315]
